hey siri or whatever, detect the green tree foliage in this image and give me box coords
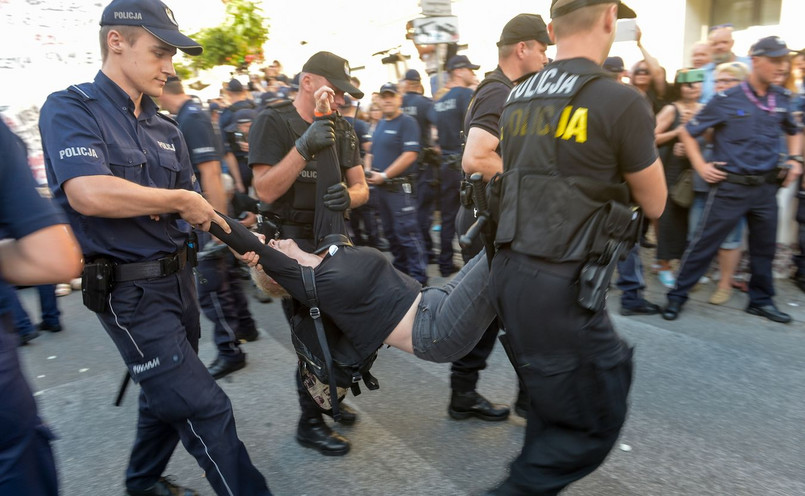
[189,0,269,71]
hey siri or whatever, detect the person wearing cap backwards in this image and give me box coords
[662,36,803,324]
[366,82,428,285]
[430,55,478,280]
[484,1,667,494]
[158,77,260,380]
[248,51,368,457]
[453,13,551,423]
[37,1,271,495]
[220,78,256,194]
[400,68,438,264]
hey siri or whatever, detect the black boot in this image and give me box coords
[126,476,198,496]
[448,391,510,421]
[296,417,350,456]
[323,402,359,426]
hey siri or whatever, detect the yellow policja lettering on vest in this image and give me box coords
[503,105,588,143]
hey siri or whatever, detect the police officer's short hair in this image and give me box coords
[551,3,612,38]
[99,25,143,61]
[498,39,539,59]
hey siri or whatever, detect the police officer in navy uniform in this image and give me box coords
[401,69,437,262]
[0,120,83,496]
[366,82,428,284]
[219,78,256,193]
[432,55,478,277]
[249,51,369,456]
[158,77,258,380]
[663,36,803,323]
[38,1,271,494]
[453,13,551,422]
[485,1,667,494]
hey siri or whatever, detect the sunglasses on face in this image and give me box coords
[633,69,650,76]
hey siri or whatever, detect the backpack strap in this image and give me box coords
[299,265,341,421]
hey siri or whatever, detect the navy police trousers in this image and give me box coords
[97,265,270,495]
[0,313,58,495]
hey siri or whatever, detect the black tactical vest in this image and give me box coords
[495,59,630,262]
[265,100,358,227]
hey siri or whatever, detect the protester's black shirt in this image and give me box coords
[256,243,421,358]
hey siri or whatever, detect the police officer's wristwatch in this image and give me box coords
[786,154,804,165]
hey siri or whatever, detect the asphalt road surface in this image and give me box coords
[14,258,805,495]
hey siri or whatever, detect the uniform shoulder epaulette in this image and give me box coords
[67,83,97,101]
[156,111,179,126]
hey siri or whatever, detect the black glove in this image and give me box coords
[295,119,336,161]
[323,182,351,211]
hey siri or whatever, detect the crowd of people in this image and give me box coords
[2,0,805,494]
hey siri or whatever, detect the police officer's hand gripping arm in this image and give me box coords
[63,175,230,234]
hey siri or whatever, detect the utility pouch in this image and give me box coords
[81,259,115,313]
[459,180,474,208]
[577,258,618,312]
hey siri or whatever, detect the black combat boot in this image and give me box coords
[448,391,510,421]
[296,417,350,456]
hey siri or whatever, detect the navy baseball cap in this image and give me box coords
[224,108,256,132]
[100,0,202,56]
[378,82,399,95]
[225,78,244,92]
[550,0,636,19]
[603,56,625,73]
[497,14,553,47]
[404,69,422,81]
[750,36,793,58]
[447,55,480,71]
[302,51,364,99]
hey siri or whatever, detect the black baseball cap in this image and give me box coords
[301,51,364,99]
[225,78,244,92]
[603,56,625,73]
[750,36,793,58]
[100,0,202,56]
[497,14,553,47]
[550,0,636,19]
[404,69,422,81]
[447,55,480,71]
[378,82,399,95]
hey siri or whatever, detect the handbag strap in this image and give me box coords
[300,265,341,421]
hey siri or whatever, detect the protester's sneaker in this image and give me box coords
[708,287,732,305]
[658,270,675,288]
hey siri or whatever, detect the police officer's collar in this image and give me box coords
[94,71,159,119]
[548,57,611,76]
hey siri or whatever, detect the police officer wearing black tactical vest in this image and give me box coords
[453,12,552,422]
[663,36,803,323]
[249,51,369,456]
[484,1,667,494]
[38,1,272,494]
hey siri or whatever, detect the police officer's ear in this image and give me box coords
[547,22,557,45]
[602,4,619,34]
[107,29,127,55]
